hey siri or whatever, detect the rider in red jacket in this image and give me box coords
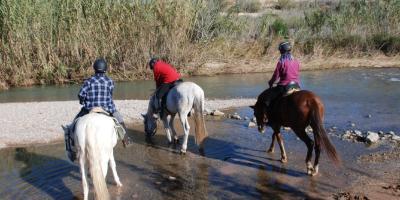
[149,58,182,116]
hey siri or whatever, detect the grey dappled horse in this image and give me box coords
[142,81,208,154]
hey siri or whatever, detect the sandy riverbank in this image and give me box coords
[0,98,256,149]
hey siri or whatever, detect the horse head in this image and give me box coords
[250,101,269,133]
[142,112,158,137]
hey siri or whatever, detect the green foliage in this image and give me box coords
[271,18,288,37]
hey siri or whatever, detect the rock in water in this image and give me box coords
[248,121,256,127]
[211,110,224,116]
[231,114,242,120]
[366,131,379,144]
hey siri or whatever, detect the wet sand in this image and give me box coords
[0,108,399,200]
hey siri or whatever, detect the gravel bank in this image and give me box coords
[0,98,255,149]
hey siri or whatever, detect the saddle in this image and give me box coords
[90,107,126,139]
[154,80,184,115]
[65,107,126,161]
[283,82,301,96]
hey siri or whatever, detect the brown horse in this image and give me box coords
[250,89,341,176]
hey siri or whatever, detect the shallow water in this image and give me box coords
[0,112,398,200]
[0,68,400,199]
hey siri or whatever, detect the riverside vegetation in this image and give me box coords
[0,0,399,89]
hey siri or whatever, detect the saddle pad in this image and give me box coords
[90,107,110,115]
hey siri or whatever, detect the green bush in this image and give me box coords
[271,18,288,37]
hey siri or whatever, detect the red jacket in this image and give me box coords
[153,60,181,88]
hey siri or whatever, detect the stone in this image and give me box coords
[350,123,356,127]
[366,131,379,143]
[248,121,256,127]
[391,135,400,142]
[378,131,384,135]
[342,130,352,140]
[244,116,249,120]
[366,114,372,118]
[231,114,242,120]
[388,131,396,136]
[251,117,256,123]
[168,176,176,181]
[211,110,224,116]
[353,130,363,137]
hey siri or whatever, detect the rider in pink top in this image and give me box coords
[265,42,301,107]
[268,49,300,87]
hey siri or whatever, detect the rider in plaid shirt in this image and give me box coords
[66,58,132,162]
[78,73,116,114]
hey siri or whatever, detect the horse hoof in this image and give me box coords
[180,149,187,154]
[117,182,123,187]
[280,158,288,163]
[267,149,274,154]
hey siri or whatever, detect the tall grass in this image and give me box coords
[0,0,399,89]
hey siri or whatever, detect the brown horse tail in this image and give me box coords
[310,101,342,166]
[193,91,208,150]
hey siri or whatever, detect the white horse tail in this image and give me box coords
[86,124,110,200]
[193,89,208,150]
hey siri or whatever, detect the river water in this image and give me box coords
[0,68,399,199]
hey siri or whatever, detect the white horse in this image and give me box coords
[67,112,122,200]
[142,81,207,154]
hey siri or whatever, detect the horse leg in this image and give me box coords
[179,113,190,154]
[267,132,277,153]
[295,129,315,175]
[79,151,89,200]
[162,115,173,144]
[109,151,122,187]
[312,134,321,176]
[169,114,179,144]
[273,128,287,163]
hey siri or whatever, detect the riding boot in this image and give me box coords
[66,126,77,162]
[120,123,133,148]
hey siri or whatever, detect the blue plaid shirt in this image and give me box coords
[78,73,116,113]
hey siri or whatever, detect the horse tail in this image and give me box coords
[310,100,341,166]
[86,124,110,200]
[193,89,208,150]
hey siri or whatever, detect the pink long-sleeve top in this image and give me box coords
[268,58,300,88]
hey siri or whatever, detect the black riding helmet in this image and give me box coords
[93,58,107,73]
[278,42,292,54]
[149,58,158,70]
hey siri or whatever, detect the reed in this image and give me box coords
[0,0,399,89]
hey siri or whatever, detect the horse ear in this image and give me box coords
[141,113,146,118]
[249,105,255,110]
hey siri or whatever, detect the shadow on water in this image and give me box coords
[12,148,80,199]
[124,124,319,199]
